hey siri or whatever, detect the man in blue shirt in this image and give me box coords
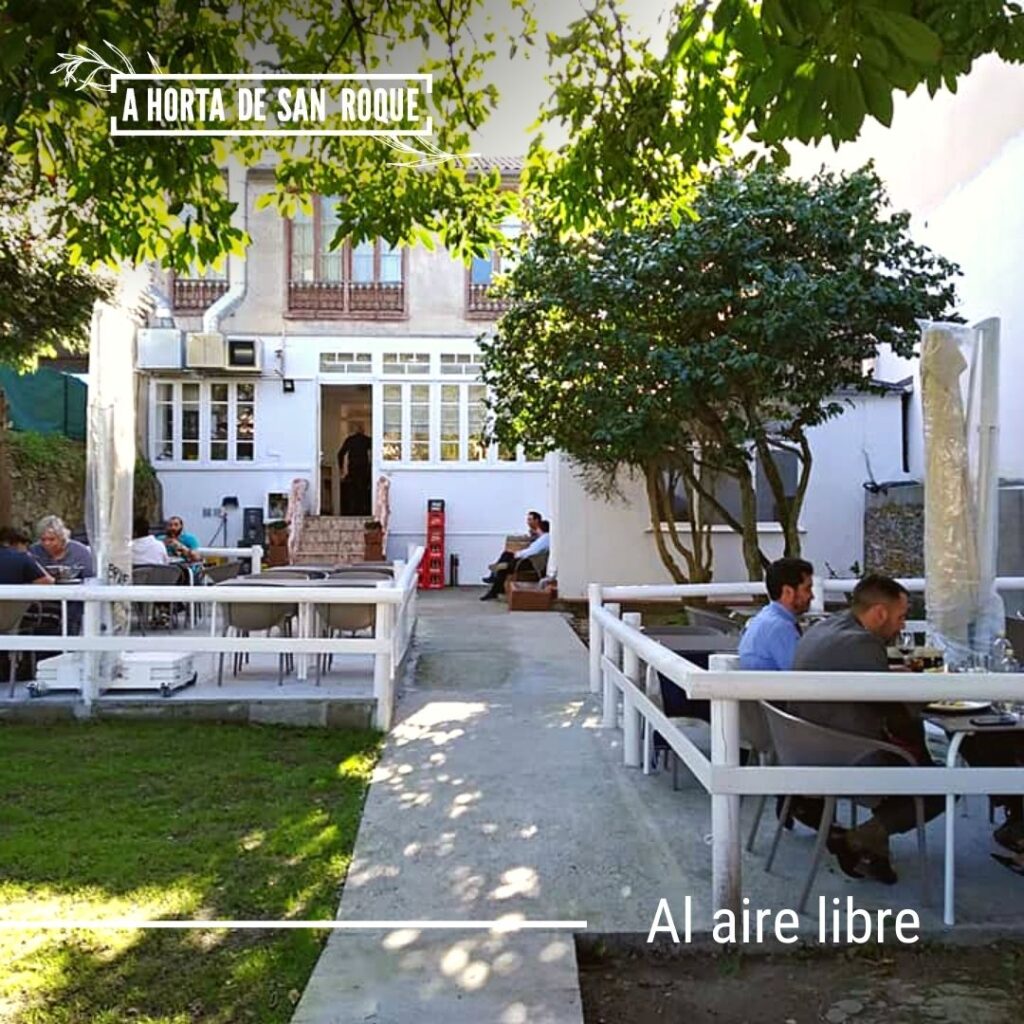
[739,557,814,671]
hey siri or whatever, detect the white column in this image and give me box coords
[588,582,603,694]
[602,602,621,729]
[710,697,742,916]
[622,611,642,767]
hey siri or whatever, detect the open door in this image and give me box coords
[320,384,372,516]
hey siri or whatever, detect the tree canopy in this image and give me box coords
[481,164,960,582]
[531,0,1024,229]
[0,0,535,271]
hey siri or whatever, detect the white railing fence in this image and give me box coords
[588,579,1024,927]
[0,546,423,732]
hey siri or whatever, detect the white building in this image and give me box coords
[139,158,549,579]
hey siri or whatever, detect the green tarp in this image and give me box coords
[0,366,87,441]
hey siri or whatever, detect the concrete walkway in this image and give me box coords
[293,590,673,1024]
[294,590,1023,1024]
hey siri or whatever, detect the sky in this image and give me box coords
[464,0,1024,220]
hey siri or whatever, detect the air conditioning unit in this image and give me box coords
[137,328,183,370]
[226,336,261,372]
[185,331,227,368]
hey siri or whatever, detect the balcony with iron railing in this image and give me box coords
[467,281,510,317]
[172,277,229,312]
[287,280,406,317]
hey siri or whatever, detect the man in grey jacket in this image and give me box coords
[790,575,944,883]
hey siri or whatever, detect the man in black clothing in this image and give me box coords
[0,526,52,585]
[338,423,372,516]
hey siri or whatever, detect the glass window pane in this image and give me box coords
[237,382,254,403]
[467,384,487,461]
[211,383,228,403]
[755,450,798,521]
[157,383,173,403]
[291,220,315,282]
[470,255,493,286]
[410,384,429,461]
[210,442,228,461]
[181,441,200,461]
[236,442,254,462]
[352,241,375,284]
[382,384,403,461]
[441,385,459,461]
[380,244,402,283]
[156,402,174,461]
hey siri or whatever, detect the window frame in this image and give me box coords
[284,197,408,320]
[465,217,522,319]
[148,379,258,467]
[661,448,804,532]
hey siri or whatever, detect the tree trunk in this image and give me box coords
[0,391,11,527]
[736,468,764,581]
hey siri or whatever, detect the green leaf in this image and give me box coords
[831,66,867,139]
[858,65,894,127]
[866,10,942,65]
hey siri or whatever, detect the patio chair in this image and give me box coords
[760,701,929,914]
[217,599,298,687]
[314,597,376,685]
[1,600,33,698]
[252,567,328,580]
[505,550,549,588]
[131,563,190,632]
[203,561,243,585]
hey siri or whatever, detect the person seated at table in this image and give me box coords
[482,510,542,583]
[30,514,94,580]
[959,733,1024,856]
[739,557,814,671]
[480,519,550,601]
[160,516,201,563]
[790,574,945,884]
[0,526,52,585]
[131,516,170,565]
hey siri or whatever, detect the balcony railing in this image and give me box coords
[173,277,229,311]
[287,280,405,317]
[467,282,510,316]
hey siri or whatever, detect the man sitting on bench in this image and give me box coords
[481,519,550,601]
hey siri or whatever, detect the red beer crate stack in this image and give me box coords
[418,499,446,589]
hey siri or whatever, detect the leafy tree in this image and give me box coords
[481,165,959,582]
[0,0,535,271]
[532,0,1024,229]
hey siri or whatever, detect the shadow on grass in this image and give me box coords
[0,719,381,1024]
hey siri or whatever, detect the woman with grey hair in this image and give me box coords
[30,515,95,580]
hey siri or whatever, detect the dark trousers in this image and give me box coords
[485,552,518,596]
[959,733,1024,818]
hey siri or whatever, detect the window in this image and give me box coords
[151,381,257,463]
[467,218,522,317]
[378,381,540,466]
[170,203,228,311]
[440,352,482,375]
[287,197,405,317]
[320,351,372,374]
[382,352,429,375]
[666,449,799,526]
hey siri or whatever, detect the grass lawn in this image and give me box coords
[0,720,381,1023]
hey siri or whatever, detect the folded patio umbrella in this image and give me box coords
[921,323,978,653]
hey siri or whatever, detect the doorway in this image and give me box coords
[320,384,372,516]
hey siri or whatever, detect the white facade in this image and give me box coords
[140,164,549,581]
[553,392,908,599]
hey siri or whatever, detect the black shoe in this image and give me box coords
[480,591,498,601]
[991,852,1024,875]
[863,854,899,885]
[826,832,867,880]
[482,574,496,584]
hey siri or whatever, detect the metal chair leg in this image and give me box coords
[765,795,793,872]
[798,796,837,914]
[745,751,771,853]
[8,653,17,698]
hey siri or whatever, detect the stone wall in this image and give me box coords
[863,482,924,578]
[5,432,162,535]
